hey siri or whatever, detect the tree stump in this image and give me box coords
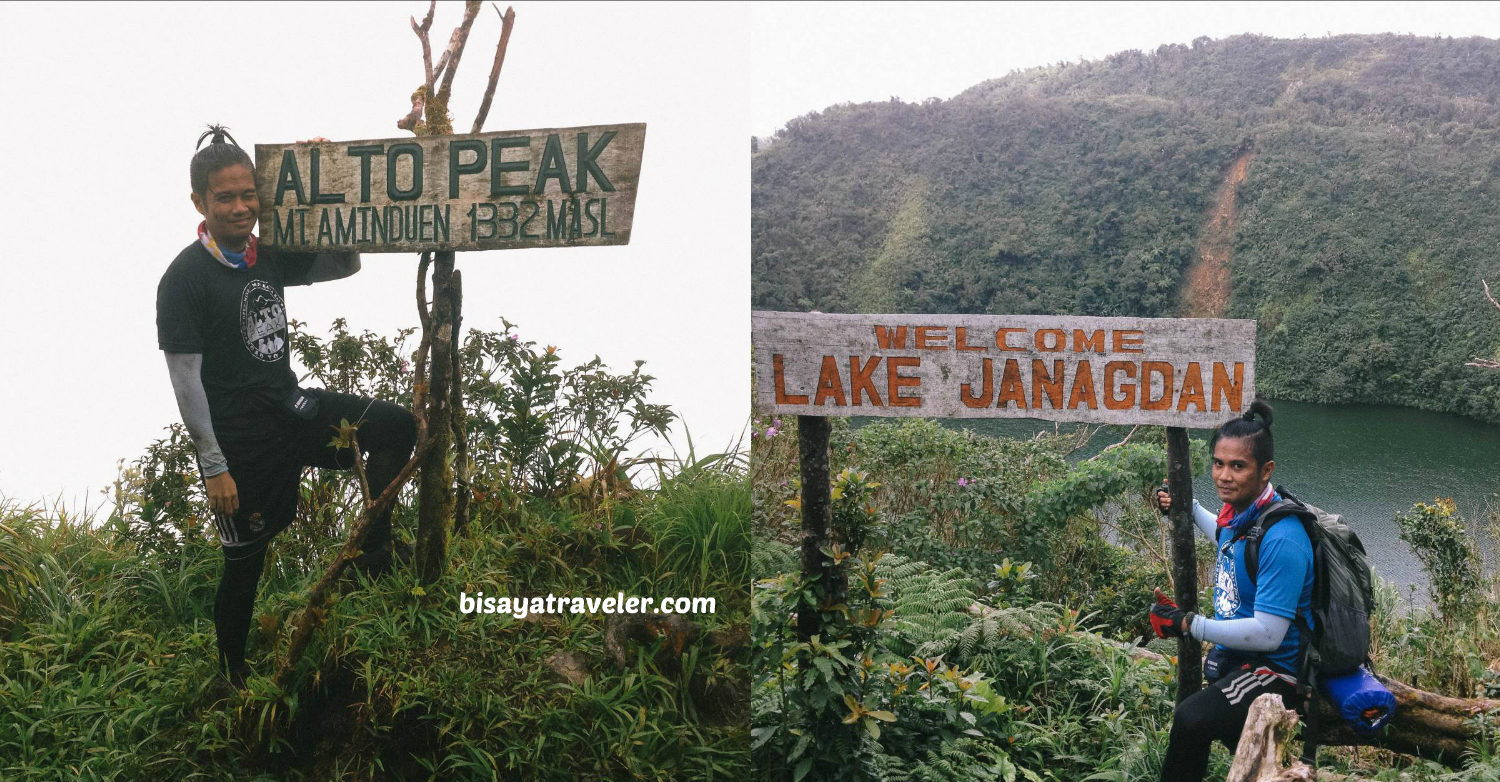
[1228,693,1315,781]
[602,612,702,675]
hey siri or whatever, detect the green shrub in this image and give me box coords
[1396,498,1483,624]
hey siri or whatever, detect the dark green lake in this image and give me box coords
[916,399,1500,609]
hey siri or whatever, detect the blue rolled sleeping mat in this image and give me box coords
[1319,665,1396,733]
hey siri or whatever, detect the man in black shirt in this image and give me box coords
[157,126,415,690]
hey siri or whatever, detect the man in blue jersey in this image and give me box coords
[1149,399,1314,782]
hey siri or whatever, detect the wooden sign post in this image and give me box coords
[796,414,834,643]
[252,124,644,584]
[253,123,646,252]
[1165,425,1200,698]
[753,311,1257,700]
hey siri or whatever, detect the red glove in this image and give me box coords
[1149,588,1193,639]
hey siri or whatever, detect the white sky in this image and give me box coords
[7,1,1500,509]
[752,1,1500,138]
[0,2,749,509]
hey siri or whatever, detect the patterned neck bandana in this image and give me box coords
[1217,482,1279,532]
[198,220,258,270]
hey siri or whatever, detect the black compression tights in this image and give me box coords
[211,448,405,677]
[1159,668,1299,781]
[214,545,268,675]
[211,391,414,678]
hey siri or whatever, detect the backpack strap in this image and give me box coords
[1241,498,1306,585]
[1242,498,1319,674]
[1252,489,1327,769]
[1299,665,1322,767]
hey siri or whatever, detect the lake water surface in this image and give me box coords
[920,399,1500,609]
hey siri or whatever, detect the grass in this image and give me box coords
[0,462,750,781]
[750,417,1500,782]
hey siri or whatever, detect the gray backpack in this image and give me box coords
[1241,486,1375,677]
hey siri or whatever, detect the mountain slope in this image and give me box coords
[753,33,1500,420]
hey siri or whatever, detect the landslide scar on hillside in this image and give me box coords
[1182,151,1253,318]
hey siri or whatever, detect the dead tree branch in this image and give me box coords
[397,2,439,131]
[471,5,516,133]
[415,251,433,333]
[1087,424,1141,461]
[413,0,436,86]
[1098,513,1172,578]
[279,0,519,687]
[276,367,438,687]
[1468,279,1500,369]
[1059,423,1099,456]
[398,0,480,134]
[435,1,482,106]
[275,247,445,686]
[1225,670,1499,768]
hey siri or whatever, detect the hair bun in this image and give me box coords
[195,124,240,150]
[1245,397,1274,428]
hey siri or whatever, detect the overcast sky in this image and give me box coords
[7,1,1500,510]
[752,1,1500,138]
[0,2,748,509]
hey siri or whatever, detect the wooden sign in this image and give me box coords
[253,123,645,252]
[753,311,1256,428]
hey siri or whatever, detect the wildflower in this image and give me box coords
[957,477,969,487]
[508,334,519,341]
[750,430,759,439]
[772,418,782,428]
[765,426,778,438]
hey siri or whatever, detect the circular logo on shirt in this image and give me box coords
[239,279,288,363]
[1215,548,1241,617]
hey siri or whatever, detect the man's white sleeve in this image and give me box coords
[164,352,228,477]
[1192,499,1217,539]
[1189,611,1291,652]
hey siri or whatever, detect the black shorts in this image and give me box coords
[213,388,411,560]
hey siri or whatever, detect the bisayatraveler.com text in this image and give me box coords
[457,591,715,619]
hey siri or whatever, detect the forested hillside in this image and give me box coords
[752,34,1500,420]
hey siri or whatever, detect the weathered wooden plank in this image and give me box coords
[752,311,1256,428]
[253,123,645,252]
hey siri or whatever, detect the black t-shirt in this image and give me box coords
[156,241,317,456]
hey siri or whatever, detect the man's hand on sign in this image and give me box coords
[1155,481,1172,515]
[206,471,239,520]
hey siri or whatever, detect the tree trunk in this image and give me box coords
[1165,425,1202,702]
[795,415,834,642]
[416,251,456,583]
[1312,673,1500,767]
[450,270,470,536]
